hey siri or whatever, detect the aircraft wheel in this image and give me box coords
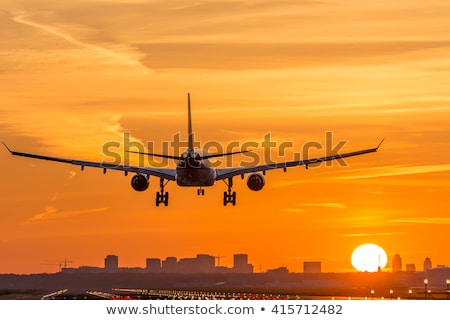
[155,192,160,206]
[164,192,169,206]
[223,192,228,206]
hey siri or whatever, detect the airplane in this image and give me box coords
[3,93,383,206]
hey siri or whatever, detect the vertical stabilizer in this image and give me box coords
[187,93,194,151]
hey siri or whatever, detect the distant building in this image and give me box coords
[178,258,197,273]
[215,266,232,274]
[60,268,77,274]
[405,264,416,272]
[104,255,119,272]
[424,257,432,271]
[427,266,450,283]
[119,267,144,273]
[304,262,321,274]
[392,254,402,272]
[177,254,215,273]
[162,257,177,273]
[78,266,104,274]
[195,254,215,273]
[146,258,161,272]
[233,254,253,274]
[267,267,289,276]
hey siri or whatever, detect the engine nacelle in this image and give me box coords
[131,174,149,192]
[246,173,265,191]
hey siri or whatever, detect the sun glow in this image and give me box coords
[351,244,388,272]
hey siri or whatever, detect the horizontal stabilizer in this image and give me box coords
[126,150,184,160]
[198,150,252,160]
[126,149,251,160]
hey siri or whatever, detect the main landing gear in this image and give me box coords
[223,177,236,206]
[197,187,205,196]
[156,178,169,206]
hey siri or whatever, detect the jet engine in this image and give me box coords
[131,174,149,192]
[246,173,265,191]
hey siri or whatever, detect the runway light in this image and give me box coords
[424,279,429,299]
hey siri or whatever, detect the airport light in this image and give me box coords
[371,289,374,300]
[424,279,428,299]
[446,279,450,300]
[390,289,393,300]
[408,289,412,299]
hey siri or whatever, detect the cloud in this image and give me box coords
[27,206,109,223]
[339,232,406,237]
[301,203,347,209]
[137,41,450,70]
[11,13,143,67]
[391,217,450,225]
[68,170,77,180]
[51,171,77,201]
[286,202,347,213]
[336,164,450,180]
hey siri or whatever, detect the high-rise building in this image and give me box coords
[195,254,215,273]
[234,254,248,266]
[177,254,215,273]
[162,257,177,272]
[104,255,118,271]
[233,254,253,273]
[392,253,402,272]
[304,261,322,273]
[405,264,416,272]
[146,258,161,272]
[424,257,432,271]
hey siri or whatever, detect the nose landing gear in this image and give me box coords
[223,178,236,206]
[156,178,169,206]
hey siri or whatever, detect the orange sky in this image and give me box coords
[0,0,449,274]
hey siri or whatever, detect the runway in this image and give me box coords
[42,288,301,300]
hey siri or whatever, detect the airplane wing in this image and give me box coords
[215,140,384,180]
[2,143,176,181]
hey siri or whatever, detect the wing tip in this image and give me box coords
[376,138,385,150]
[2,141,13,153]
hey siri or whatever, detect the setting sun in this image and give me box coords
[351,244,388,272]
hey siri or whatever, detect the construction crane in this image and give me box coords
[45,259,73,271]
[214,255,225,267]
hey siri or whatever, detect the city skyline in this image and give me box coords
[1,0,450,274]
[16,252,446,275]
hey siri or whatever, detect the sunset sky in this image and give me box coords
[1,0,449,274]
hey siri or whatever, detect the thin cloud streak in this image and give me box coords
[138,41,450,70]
[336,164,450,180]
[339,232,406,237]
[391,217,450,224]
[27,206,110,223]
[12,13,143,67]
[285,202,347,213]
[299,203,347,209]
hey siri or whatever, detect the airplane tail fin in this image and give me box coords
[128,94,252,160]
[185,93,252,159]
[188,93,194,152]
